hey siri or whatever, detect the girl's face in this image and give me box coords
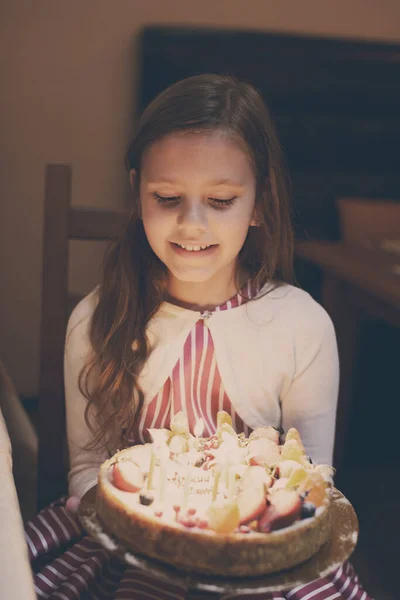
[135,131,258,302]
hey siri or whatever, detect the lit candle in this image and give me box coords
[182,463,191,511]
[212,465,221,502]
[147,446,156,490]
[158,442,169,504]
[193,418,204,450]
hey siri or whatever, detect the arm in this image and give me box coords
[64,294,108,499]
[281,301,339,466]
[0,410,36,600]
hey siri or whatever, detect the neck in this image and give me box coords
[166,270,243,312]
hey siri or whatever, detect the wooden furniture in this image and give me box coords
[38,164,126,508]
[295,240,400,468]
[338,197,400,248]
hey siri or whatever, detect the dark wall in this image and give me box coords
[137,27,400,240]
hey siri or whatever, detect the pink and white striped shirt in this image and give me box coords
[130,282,254,444]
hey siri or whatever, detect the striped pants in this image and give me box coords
[25,497,374,600]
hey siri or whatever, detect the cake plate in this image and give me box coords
[78,487,358,595]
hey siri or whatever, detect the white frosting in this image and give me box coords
[108,452,233,522]
[105,441,330,536]
[103,420,332,537]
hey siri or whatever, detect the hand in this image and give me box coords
[66,496,80,515]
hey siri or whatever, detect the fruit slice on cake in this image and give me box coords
[206,501,240,533]
[249,426,280,444]
[299,471,328,507]
[113,461,144,493]
[247,436,281,466]
[280,438,306,463]
[236,466,268,525]
[259,489,302,532]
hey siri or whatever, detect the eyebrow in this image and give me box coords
[147,178,245,189]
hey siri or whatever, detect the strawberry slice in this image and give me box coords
[258,489,302,532]
[237,467,268,524]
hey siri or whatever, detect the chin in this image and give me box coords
[168,266,218,284]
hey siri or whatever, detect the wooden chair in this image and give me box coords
[38,164,126,508]
[337,197,400,248]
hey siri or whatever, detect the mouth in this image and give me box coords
[170,242,218,254]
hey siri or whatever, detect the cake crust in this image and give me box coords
[97,461,331,576]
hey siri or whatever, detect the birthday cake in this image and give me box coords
[96,412,334,576]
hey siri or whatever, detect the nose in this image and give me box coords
[177,200,208,232]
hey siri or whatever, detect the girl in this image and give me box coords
[25,75,373,599]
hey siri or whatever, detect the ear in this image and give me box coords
[129,169,136,189]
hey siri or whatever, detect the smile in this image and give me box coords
[170,242,217,255]
[176,243,211,251]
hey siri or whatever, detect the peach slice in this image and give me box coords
[259,489,302,532]
[113,460,144,493]
[286,466,308,490]
[237,467,268,524]
[206,500,240,534]
[279,459,304,478]
[285,427,305,452]
[217,411,233,429]
[280,439,305,463]
[299,471,328,507]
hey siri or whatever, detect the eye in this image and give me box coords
[154,193,180,205]
[209,197,237,208]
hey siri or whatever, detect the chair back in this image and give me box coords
[38,164,126,508]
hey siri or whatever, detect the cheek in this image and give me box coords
[218,203,255,232]
[142,209,172,246]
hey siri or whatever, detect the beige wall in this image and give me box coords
[1,0,400,396]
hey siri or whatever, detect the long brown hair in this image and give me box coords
[80,74,293,452]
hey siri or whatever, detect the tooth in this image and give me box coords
[177,243,212,251]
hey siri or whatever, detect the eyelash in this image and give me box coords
[153,193,236,209]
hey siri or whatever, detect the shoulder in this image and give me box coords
[250,283,335,337]
[65,288,98,354]
[251,285,338,379]
[67,289,98,331]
